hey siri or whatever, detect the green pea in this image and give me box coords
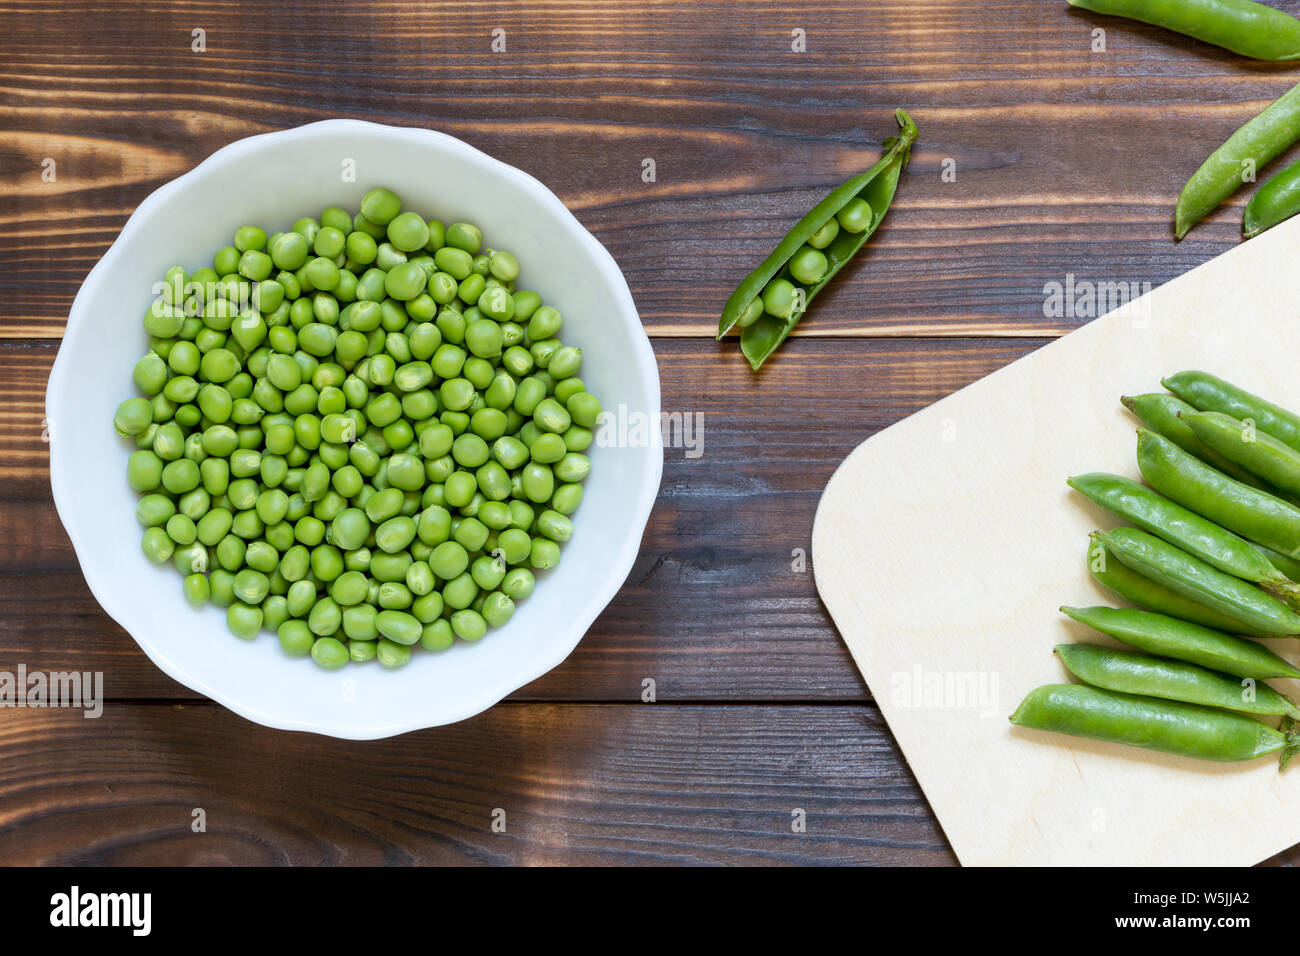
[444,222,482,253]
[234,225,267,252]
[127,450,164,492]
[432,245,473,281]
[233,568,270,605]
[530,538,561,570]
[502,567,535,600]
[420,619,455,652]
[551,482,584,515]
[497,528,532,565]
[183,573,211,606]
[444,471,478,508]
[453,517,489,552]
[136,493,176,527]
[307,596,343,636]
[278,620,314,657]
[430,540,469,579]
[385,261,428,301]
[477,286,515,322]
[133,353,169,395]
[227,602,264,640]
[387,211,431,252]
[361,187,402,226]
[114,397,153,436]
[788,245,828,285]
[329,570,370,607]
[311,636,349,669]
[340,603,378,641]
[554,453,591,483]
[142,527,175,563]
[386,453,426,491]
[566,392,602,429]
[375,515,417,553]
[376,637,412,669]
[210,568,236,607]
[836,197,874,233]
[165,513,197,546]
[482,591,516,627]
[547,346,582,379]
[348,639,376,663]
[375,609,422,645]
[465,319,503,358]
[529,433,567,465]
[284,579,315,618]
[807,216,840,249]
[442,572,479,610]
[270,231,310,271]
[513,377,547,416]
[762,278,799,319]
[417,505,453,546]
[451,609,487,641]
[537,509,574,543]
[533,398,574,434]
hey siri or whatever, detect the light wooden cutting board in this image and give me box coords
[812,216,1300,866]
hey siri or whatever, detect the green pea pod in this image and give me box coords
[1055,643,1300,719]
[1060,605,1300,680]
[1067,472,1296,599]
[1163,370,1300,453]
[1098,527,1300,637]
[1244,158,1300,236]
[1136,427,1300,557]
[1121,392,1268,489]
[1067,0,1300,61]
[717,109,918,369]
[1086,533,1264,635]
[1255,542,1300,583]
[1183,409,1300,499]
[1174,81,1300,239]
[1010,683,1298,764]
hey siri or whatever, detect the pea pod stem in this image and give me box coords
[717,109,917,369]
[1174,81,1300,239]
[1067,0,1300,61]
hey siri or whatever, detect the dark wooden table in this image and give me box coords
[6,0,1300,865]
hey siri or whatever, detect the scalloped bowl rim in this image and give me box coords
[45,120,662,738]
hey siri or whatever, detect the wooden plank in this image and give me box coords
[0,702,954,865]
[1,1,1292,337]
[0,337,1042,699]
[814,216,1300,865]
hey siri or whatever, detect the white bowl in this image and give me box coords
[47,120,662,738]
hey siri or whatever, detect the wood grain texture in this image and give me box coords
[4,0,1300,337]
[0,337,1041,701]
[0,703,953,866]
[7,0,1298,865]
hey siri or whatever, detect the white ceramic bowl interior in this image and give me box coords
[47,120,662,738]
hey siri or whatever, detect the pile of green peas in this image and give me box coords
[739,196,874,327]
[112,187,601,670]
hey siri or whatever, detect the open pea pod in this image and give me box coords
[717,109,918,371]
